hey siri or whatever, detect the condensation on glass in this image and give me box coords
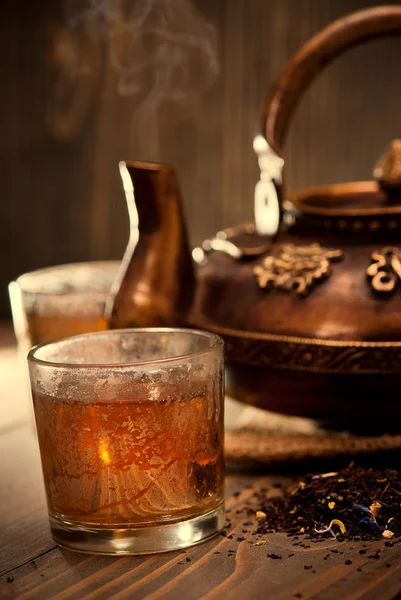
[28,328,225,555]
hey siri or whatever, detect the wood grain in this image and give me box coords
[0,426,56,577]
[2,0,401,317]
[1,471,401,600]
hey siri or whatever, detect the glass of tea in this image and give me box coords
[27,328,225,555]
[9,261,120,350]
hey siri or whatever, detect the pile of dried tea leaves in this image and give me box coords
[254,464,401,542]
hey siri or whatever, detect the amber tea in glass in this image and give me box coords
[9,261,120,349]
[27,328,225,555]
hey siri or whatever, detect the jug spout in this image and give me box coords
[107,161,195,329]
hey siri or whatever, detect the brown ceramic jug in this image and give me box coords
[108,6,401,432]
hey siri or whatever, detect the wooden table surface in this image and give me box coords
[1,323,400,600]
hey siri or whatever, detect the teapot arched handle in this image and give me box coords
[254,5,401,236]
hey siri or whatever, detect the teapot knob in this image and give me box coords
[373,139,401,192]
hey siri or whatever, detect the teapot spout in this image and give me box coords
[107,161,195,328]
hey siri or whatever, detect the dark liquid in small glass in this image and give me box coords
[26,313,109,346]
[33,391,224,527]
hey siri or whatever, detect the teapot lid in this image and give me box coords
[286,140,401,236]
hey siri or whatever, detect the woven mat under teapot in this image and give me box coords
[224,398,401,469]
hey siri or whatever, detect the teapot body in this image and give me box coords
[191,182,401,430]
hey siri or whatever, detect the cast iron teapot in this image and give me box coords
[107,6,401,431]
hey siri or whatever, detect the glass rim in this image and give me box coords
[27,328,224,370]
[13,260,120,296]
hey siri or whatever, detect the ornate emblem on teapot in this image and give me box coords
[254,244,343,295]
[368,247,401,293]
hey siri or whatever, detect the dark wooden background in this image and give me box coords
[1,0,401,317]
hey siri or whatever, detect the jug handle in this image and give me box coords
[254,5,401,236]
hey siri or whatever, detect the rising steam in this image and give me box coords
[66,0,219,155]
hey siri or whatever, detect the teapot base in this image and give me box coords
[226,363,401,435]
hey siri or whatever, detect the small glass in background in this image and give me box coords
[27,328,225,555]
[9,261,120,351]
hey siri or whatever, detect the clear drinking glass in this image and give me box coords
[27,328,225,555]
[9,261,120,350]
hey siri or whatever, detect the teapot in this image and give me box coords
[107,6,401,431]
